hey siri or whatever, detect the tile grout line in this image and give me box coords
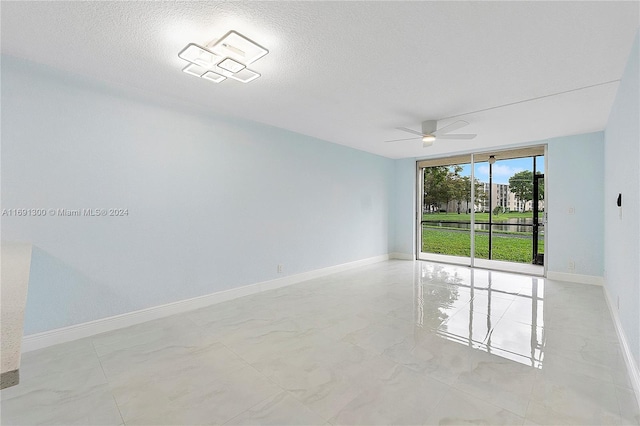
[216,340,295,424]
[215,324,365,424]
[5,261,634,425]
[451,384,526,423]
[89,337,127,426]
[522,362,540,425]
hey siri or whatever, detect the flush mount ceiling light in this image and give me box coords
[229,68,261,83]
[178,44,219,68]
[201,71,226,83]
[178,30,268,85]
[209,31,268,65]
[182,63,208,77]
[217,58,246,74]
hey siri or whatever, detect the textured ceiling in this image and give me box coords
[1,1,638,159]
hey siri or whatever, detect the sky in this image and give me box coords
[458,156,545,185]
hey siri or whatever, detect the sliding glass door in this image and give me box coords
[419,155,473,266]
[418,147,546,275]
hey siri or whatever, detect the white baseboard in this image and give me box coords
[389,252,414,260]
[546,271,604,286]
[22,254,390,352]
[474,258,544,276]
[603,285,640,409]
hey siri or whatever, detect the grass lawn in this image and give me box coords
[423,211,542,223]
[423,228,544,263]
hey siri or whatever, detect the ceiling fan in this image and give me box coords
[385,120,476,147]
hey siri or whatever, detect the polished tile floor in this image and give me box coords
[2,260,639,425]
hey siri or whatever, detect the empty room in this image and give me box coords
[1,1,639,425]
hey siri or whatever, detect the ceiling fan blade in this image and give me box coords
[384,136,422,143]
[436,134,477,140]
[432,120,469,136]
[395,126,425,137]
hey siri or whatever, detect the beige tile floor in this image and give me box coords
[1,260,639,425]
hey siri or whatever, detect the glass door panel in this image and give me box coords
[472,152,545,275]
[493,156,534,264]
[472,160,490,261]
[417,147,545,276]
[420,162,472,265]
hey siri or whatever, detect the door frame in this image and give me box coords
[416,145,547,276]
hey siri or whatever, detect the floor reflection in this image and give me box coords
[415,263,545,367]
[3,260,635,425]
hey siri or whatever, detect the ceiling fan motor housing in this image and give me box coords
[421,120,438,135]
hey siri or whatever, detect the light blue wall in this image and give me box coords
[391,159,416,256]
[391,133,606,276]
[24,247,135,334]
[1,56,395,333]
[604,31,640,369]
[546,132,605,277]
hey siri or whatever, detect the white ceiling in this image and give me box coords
[1,1,638,159]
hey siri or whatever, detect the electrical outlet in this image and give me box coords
[568,207,575,215]
[277,264,283,273]
[568,260,575,271]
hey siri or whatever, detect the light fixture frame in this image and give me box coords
[179,30,267,84]
[201,71,227,83]
[229,69,261,83]
[217,57,246,74]
[182,63,208,77]
[178,43,220,68]
[209,30,269,65]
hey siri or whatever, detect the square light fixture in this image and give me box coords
[209,30,268,65]
[178,43,219,68]
[178,30,267,85]
[217,58,246,74]
[182,63,208,77]
[201,71,226,83]
[209,64,233,78]
[229,68,261,83]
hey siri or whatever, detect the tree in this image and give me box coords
[509,170,533,212]
[536,175,545,203]
[423,165,463,213]
[460,176,472,213]
[508,170,545,212]
[423,166,449,212]
[424,165,486,213]
[442,165,463,212]
[450,172,467,214]
[467,177,484,213]
[452,175,483,214]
